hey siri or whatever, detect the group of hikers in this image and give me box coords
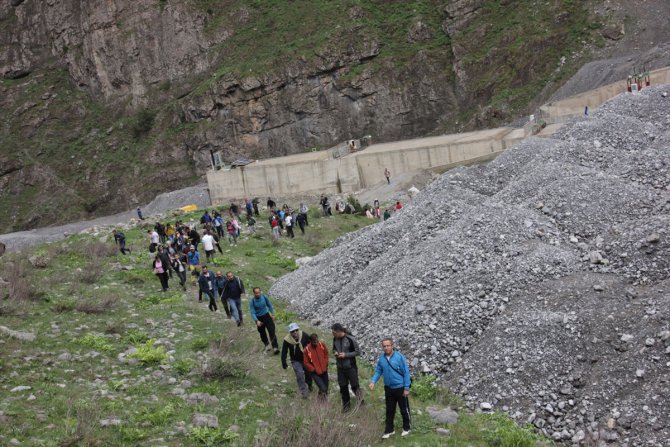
[113,196,413,439]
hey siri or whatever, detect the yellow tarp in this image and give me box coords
[180,204,198,212]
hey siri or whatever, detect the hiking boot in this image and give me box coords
[236,320,242,327]
[381,432,395,439]
[273,348,279,355]
[401,430,411,437]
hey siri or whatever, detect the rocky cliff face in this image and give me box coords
[0,0,659,231]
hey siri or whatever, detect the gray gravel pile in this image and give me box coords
[271,85,670,446]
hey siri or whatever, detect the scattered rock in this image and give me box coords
[426,406,459,425]
[192,413,218,428]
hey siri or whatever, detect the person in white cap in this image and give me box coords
[280,322,313,399]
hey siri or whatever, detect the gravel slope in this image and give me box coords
[270,85,670,445]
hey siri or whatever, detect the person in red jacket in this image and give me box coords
[303,333,329,400]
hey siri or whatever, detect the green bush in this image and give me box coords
[174,358,197,375]
[482,412,546,447]
[347,195,363,214]
[265,252,297,270]
[411,374,437,401]
[131,108,156,139]
[123,329,150,345]
[188,427,239,446]
[77,333,115,354]
[203,357,246,381]
[128,339,167,365]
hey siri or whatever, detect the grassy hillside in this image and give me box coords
[0,207,551,446]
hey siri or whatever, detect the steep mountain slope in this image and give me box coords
[0,0,666,231]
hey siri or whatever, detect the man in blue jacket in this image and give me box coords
[369,338,412,439]
[249,287,278,354]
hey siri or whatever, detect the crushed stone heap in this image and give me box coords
[271,85,670,446]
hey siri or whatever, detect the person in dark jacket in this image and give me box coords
[332,323,363,411]
[112,230,131,255]
[189,227,201,251]
[157,245,173,280]
[198,265,217,312]
[214,271,232,318]
[280,322,313,398]
[222,271,245,326]
[296,212,307,235]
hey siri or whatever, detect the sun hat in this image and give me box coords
[288,323,300,332]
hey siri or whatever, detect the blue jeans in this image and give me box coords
[228,297,243,322]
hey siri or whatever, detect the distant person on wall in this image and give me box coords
[332,323,363,412]
[198,265,217,312]
[222,271,245,326]
[369,338,412,439]
[249,287,279,354]
[112,229,131,255]
[303,333,330,401]
[385,168,391,184]
[281,322,313,399]
[136,207,144,220]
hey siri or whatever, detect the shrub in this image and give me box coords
[482,412,546,447]
[256,398,379,447]
[2,259,40,302]
[77,333,115,354]
[75,293,116,314]
[128,339,167,365]
[191,337,213,351]
[104,319,122,334]
[347,195,363,214]
[123,329,150,345]
[80,240,118,259]
[265,252,297,270]
[78,258,104,284]
[411,374,437,401]
[203,357,246,380]
[132,108,156,139]
[188,427,239,446]
[51,298,76,313]
[174,358,197,375]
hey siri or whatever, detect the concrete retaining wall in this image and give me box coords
[207,126,525,202]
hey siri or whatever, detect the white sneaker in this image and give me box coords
[381,431,395,439]
[401,430,411,437]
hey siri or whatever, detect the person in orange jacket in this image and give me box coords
[303,333,329,400]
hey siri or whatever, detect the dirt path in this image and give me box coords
[0,184,210,253]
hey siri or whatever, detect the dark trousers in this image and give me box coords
[203,289,216,311]
[215,225,224,237]
[286,225,294,238]
[311,371,329,400]
[119,240,130,255]
[298,221,305,234]
[384,386,411,433]
[337,367,361,411]
[256,313,278,349]
[175,270,186,289]
[217,288,231,317]
[156,272,169,291]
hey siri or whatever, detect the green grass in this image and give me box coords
[0,208,553,446]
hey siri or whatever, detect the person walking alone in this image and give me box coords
[331,323,363,411]
[384,168,391,185]
[249,287,279,354]
[280,323,313,399]
[112,229,131,255]
[369,338,412,439]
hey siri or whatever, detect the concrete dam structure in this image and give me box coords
[207,66,670,203]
